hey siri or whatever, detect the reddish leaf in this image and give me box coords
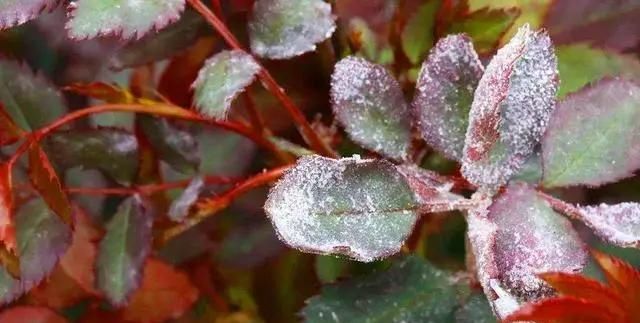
[503,296,617,323]
[0,163,15,251]
[539,272,626,315]
[576,203,640,248]
[0,306,67,323]
[462,25,558,188]
[396,164,472,212]
[544,0,640,51]
[0,104,23,146]
[592,249,640,319]
[122,258,199,322]
[412,34,484,161]
[28,143,72,224]
[64,82,133,104]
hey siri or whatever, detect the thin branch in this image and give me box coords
[161,165,291,243]
[185,0,338,158]
[66,174,237,196]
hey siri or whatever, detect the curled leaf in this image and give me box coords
[542,78,640,188]
[192,50,261,120]
[265,155,419,262]
[462,25,558,188]
[331,56,413,161]
[248,0,336,59]
[412,34,484,161]
[66,0,186,40]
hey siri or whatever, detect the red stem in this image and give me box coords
[185,0,337,158]
[161,165,291,242]
[66,174,236,196]
[537,190,584,220]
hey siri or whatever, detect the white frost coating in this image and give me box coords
[0,0,58,29]
[462,25,558,188]
[577,202,640,248]
[66,0,185,39]
[396,164,472,212]
[264,155,419,262]
[331,56,413,161]
[412,34,484,161]
[168,176,204,222]
[248,0,336,59]
[192,50,261,120]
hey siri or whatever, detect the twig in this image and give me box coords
[66,174,237,196]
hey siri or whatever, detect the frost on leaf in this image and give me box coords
[66,0,185,40]
[542,78,640,188]
[168,176,204,222]
[462,25,558,188]
[331,57,413,161]
[192,50,260,120]
[412,34,484,161]
[576,203,640,248]
[264,155,419,262]
[0,0,59,30]
[97,196,152,306]
[396,164,471,212]
[467,184,588,319]
[248,0,336,59]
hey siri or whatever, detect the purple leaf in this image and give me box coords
[545,0,640,51]
[66,0,186,40]
[412,34,484,161]
[542,78,640,188]
[265,155,419,262]
[576,203,640,248]
[462,25,558,189]
[331,56,413,161]
[466,183,588,318]
[0,0,59,30]
[97,196,153,306]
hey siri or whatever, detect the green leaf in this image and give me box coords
[97,196,153,306]
[192,50,260,120]
[44,128,139,185]
[448,8,520,54]
[137,116,199,174]
[265,155,419,262]
[248,0,336,59]
[455,291,497,323]
[0,198,72,305]
[556,44,640,98]
[302,256,460,322]
[542,78,640,188]
[0,1,59,30]
[66,0,185,40]
[109,9,206,70]
[462,25,557,188]
[412,34,484,161]
[331,57,413,161]
[0,59,66,131]
[401,0,439,64]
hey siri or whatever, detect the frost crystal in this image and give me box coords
[0,0,58,29]
[192,50,261,120]
[331,56,413,161]
[412,34,484,161]
[264,155,419,262]
[462,25,558,188]
[577,203,640,248]
[396,164,472,212]
[66,0,185,40]
[248,0,336,59]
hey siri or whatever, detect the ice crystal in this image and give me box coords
[396,164,472,212]
[192,50,261,120]
[248,0,336,59]
[462,25,558,188]
[0,0,58,29]
[331,56,413,161]
[578,202,640,248]
[264,155,419,262]
[412,34,484,161]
